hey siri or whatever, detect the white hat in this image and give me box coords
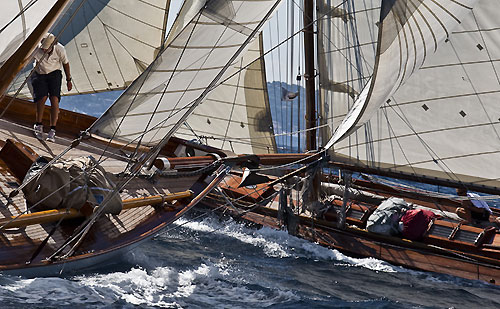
[41,33,55,49]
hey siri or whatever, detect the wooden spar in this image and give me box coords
[0,0,72,97]
[0,190,193,229]
[304,0,316,151]
[152,153,500,196]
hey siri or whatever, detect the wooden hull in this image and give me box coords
[199,175,500,285]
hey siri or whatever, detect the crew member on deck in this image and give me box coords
[31,33,72,142]
[455,188,499,225]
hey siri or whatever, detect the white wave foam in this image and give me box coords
[165,216,399,273]
[76,259,298,308]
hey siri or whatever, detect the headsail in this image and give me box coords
[175,34,277,154]
[9,0,171,97]
[317,0,380,145]
[89,0,281,149]
[0,0,58,69]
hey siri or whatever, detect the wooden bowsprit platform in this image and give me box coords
[0,107,210,276]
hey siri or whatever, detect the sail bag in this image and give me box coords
[366,197,410,236]
[22,156,122,214]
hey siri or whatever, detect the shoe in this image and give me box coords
[33,124,43,140]
[46,129,56,142]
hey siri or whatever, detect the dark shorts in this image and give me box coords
[31,70,62,102]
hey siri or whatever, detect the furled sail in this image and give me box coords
[9,0,171,97]
[329,1,500,189]
[317,0,380,145]
[174,34,277,154]
[325,0,478,149]
[0,0,58,69]
[90,0,281,148]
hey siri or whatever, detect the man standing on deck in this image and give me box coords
[31,33,72,142]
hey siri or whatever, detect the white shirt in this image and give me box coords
[33,43,68,75]
[467,192,492,214]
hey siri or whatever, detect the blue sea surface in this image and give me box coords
[0,215,499,308]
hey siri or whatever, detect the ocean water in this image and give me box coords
[1,213,499,308]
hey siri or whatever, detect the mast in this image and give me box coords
[304,0,316,151]
[0,0,72,98]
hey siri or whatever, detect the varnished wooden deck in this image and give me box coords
[0,116,199,271]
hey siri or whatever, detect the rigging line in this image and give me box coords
[0,0,89,119]
[470,9,500,87]
[248,151,324,173]
[182,121,205,145]
[384,99,461,182]
[17,0,27,39]
[221,58,244,149]
[276,7,285,151]
[199,122,330,141]
[267,23,281,151]
[0,0,38,34]
[381,105,418,174]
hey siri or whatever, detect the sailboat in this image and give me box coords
[1,0,500,285]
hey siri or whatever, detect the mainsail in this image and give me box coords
[90,0,281,149]
[326,0,479,148]
[326,1,500,188]
[9,0,171,97]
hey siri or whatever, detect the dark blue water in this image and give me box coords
[0,213,499,308]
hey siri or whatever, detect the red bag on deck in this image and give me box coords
[401,209,436,240]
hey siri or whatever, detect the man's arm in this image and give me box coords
[63,62,72,91]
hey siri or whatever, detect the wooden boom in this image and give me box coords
[0,190,193,229]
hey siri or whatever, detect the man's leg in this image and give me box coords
[35,96,48,124]
[33,96,48,139]
[48,95,59,127]
[46,70,62,142]
[46,95,59,142]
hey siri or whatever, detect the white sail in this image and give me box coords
[317,0,380,145]
[90,0,281,148]
[330,1,500,188]
[175,35,277,154]
[325,0,478,149]
[9,0,170,97]
[0,0,58,69]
